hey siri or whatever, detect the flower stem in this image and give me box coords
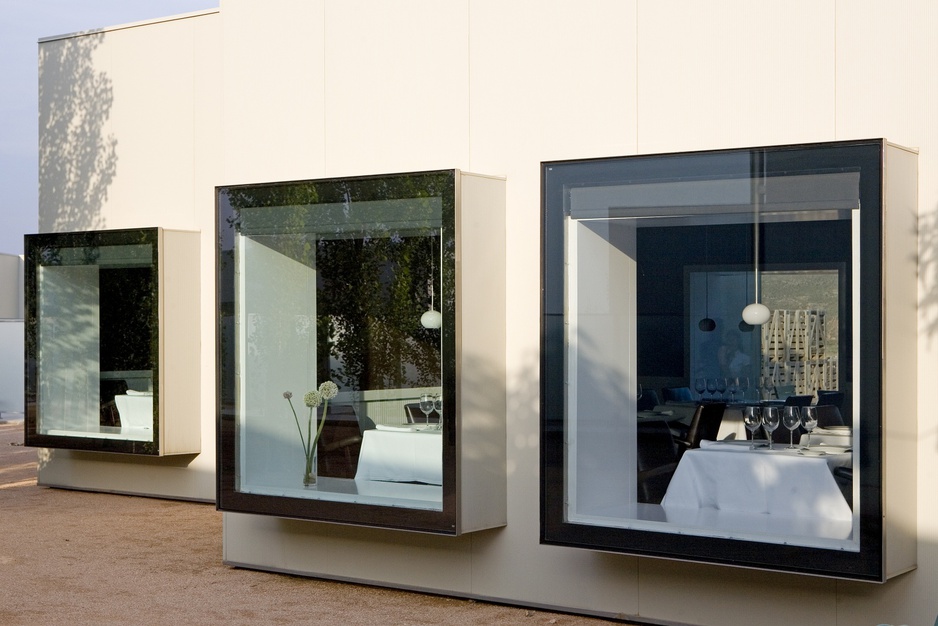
[287,396,309,458]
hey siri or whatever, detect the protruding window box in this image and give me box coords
[541,140,917,581]
[216,170,507,535]
[25,227,201,456]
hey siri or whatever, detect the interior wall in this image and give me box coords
[35,0,938,624]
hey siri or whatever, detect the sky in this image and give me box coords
[0,0,218,256]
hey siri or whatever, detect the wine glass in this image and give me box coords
[419,393,435,425]
[727,377,739,402]
[705,378,717,400]
[743,406,763,449]
[801,405,818,448]
[761,376,775,401]
[715,377,727,400]
[782,406,802,449]
[738,376,750,401]
[762,406,781,450]
[433,393,443,430]
[694,377,706,401]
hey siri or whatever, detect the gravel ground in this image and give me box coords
[0,419,632,626]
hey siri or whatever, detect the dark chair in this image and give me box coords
[816,389,845,409]
[637,389,660,412]
[774,384,796,400]
[675,402,726,458]
[404,403,440,424]
[816,404,845,428]
[316,404,363,478]
[636,419,679,504]
[356,412,377,434]
[832,466,853,508]
[662,387,694,403]
[784,395,813,407]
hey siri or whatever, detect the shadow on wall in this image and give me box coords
[918,208,938,455]
[38,32,116,233]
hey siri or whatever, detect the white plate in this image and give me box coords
[800,446,850,456]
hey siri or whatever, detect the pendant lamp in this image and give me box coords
[742,153,771,326]
[698,229,716,332]
[420,234,442,329]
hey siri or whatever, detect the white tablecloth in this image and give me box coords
[113,393,154,430]
[661,443,852,522]
[355,428,442,485]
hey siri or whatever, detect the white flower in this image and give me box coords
[319,381,339,400]
[304,390,322,408]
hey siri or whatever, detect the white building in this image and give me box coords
[31,2,938,624]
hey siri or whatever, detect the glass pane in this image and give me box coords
[221,173,451,512]
[34,240,156,443]
[551,150,860,552]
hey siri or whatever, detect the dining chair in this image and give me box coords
[637,389,660,411]
[636,419,679,504]
[317,404,363,478]
[816,404,845,428]
[675,402,726,458]
[784,395,813,407]
[816,389,845,409]
[774,384,796,399]
[404,403,440,424]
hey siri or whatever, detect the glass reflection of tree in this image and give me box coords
[224,172,451,393]
[317,232,440,390]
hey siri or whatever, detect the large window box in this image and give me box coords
[216,169,506,535]
[541,140,917,581]
[25,227,201,456]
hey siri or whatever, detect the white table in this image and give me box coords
[355,427,442,485]
[661,442,852,523]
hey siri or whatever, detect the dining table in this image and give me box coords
[354,425,442,485]
[661,440,853,524]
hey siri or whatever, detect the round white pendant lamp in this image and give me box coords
[742,153,770,327]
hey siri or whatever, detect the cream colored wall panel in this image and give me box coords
[192,13,225,481]
[636,0,836,154]
[834,0,926,147]
[221,0,326,184]
[38,34,113,234]
[465,1,639,613]
[104,24,197,230]
[914,6,938,622]
[640,558,839,626]
[322,0,469,177]
[36,11,222,502]
[223,513,474,592]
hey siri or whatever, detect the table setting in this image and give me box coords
[660,403,854,532]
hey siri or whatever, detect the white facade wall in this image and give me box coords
[37,1,938,624]
[36,10,222,500]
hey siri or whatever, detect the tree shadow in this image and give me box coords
[38,32,116,233]
[917,208,938,453]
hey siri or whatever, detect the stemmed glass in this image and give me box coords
[762,406,781,450]
[761,376,775,401]
[419,393,435,426]
[694,377,707,401]
[727,377,739,402]
[433,393,443,431]
[743,406,763,449]
[705,378,717,401]
[715,377,727,401]
[738,376,750,401]
[782,406,802,449]
[801,406,818,448]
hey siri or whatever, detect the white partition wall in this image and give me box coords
[37,1,938,624]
